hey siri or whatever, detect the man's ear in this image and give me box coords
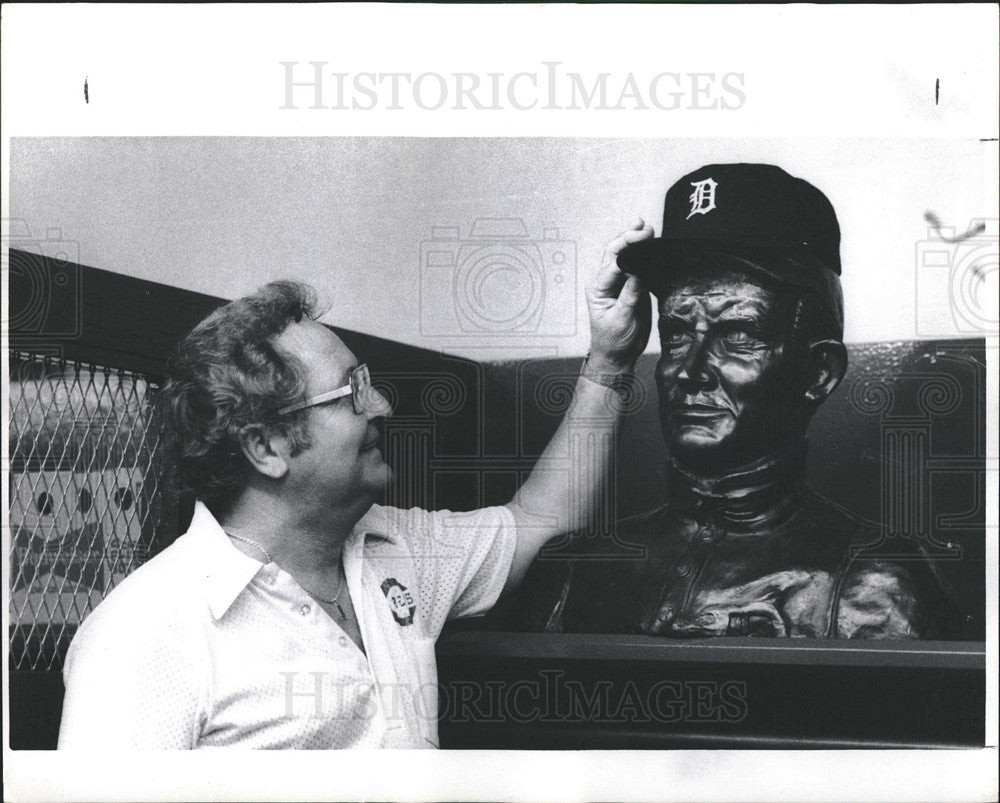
[236,424,290,480]
[803,339,847,404]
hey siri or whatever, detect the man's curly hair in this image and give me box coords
[157,281,320,515]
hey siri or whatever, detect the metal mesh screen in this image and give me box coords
[8,352,173,670]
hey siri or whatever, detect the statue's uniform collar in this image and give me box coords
[665,443,807,531]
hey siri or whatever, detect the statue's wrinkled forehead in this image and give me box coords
[656,268,778,319]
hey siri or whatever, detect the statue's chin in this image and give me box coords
[662,408,805,473]
[662,423,763,475]
[665,416,733,452]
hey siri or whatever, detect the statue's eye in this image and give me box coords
[661,330,692,350]
[719,325,761,347]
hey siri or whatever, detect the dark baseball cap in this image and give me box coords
[617,163,844,335]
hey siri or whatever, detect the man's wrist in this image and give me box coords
[584,350,634,374]
[581,352,635,391]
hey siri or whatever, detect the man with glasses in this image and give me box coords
[58,223,653,749]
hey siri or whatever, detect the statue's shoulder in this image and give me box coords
[540,502,673,560]
[798,485,881,543]
[798,490,966,638]
[617,501,674,531]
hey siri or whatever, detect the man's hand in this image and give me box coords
[584,219,655,372]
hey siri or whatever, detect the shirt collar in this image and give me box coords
[188,501,268,620]
[191,501,396,620]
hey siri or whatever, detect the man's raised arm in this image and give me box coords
[503,221,653,591]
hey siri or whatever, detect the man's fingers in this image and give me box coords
[602,220,655,259]
[590,220,654,298]
[616,275,648,309]
[589,259,629,298]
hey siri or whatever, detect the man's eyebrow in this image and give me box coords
[322,363,358,391]
[343,363,360,383]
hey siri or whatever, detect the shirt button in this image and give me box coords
[699,529,714,543]
[299,604,311,616]
[339,636,349,647]
[676,564,691,577]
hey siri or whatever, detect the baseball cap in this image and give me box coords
[617,163,844,335]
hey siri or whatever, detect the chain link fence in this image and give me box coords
[8,352,175,670]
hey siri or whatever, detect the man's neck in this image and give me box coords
[220,489,370,577]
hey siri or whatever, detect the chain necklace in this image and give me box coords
[226,532,347,620]
[226,532,274,563]
[301,570,347,620]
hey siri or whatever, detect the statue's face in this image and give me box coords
[655,266,804,472]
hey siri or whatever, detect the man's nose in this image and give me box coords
[363,387,393,420]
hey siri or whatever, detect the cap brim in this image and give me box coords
[618,237,844,336]
[618,237,827,294]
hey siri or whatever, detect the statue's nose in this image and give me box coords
[675,334,714,388]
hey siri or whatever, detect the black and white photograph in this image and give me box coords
[3,4,998,802]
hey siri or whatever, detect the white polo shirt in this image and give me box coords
[58,500,516,749]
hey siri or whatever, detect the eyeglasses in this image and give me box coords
[278,364,390,417]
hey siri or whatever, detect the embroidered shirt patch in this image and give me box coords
[380,577,416,626]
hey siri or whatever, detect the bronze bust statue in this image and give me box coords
[510,163,960,639]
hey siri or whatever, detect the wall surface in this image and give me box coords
[9,138,994,360]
